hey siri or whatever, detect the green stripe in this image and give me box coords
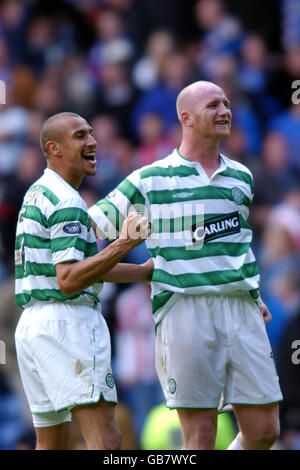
[151,290,174,314]
[22,205,48,227]
[51,239,98,256]
[147,186,251,207]
[95,198,124,233]
[151,213,250,234]
[140,165,198,179]
[16,262,56,279]
[48,207,90,229]
[51,236,98,256]
[148,242,250,261]
[15,233,50,250]
[32,184,60,205]
[15,234,98,257]
[117,179,145,209]
[218,168,254,193]
[152,261,259,288]
[15,289,99,307]
[249,288,260,300]
[51,236,86,253]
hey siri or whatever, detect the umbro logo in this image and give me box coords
[173,192,194,199]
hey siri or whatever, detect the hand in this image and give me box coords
[119,212,149,247]
[141,258,154,282]
[260,300,272,324]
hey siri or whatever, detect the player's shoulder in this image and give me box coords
[221,153,253,178]
[134,149,178,178]
[28,169,85,211]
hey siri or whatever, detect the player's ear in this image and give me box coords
[181,111,193,126]
[46,141,62,157]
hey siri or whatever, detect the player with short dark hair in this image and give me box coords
[15,112,151,450]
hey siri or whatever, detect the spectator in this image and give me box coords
[237,33,281,125]
[88,7,134,79]
[0,144,45,273]
[269,101,300,174]
[0,89,30,177]
[0,370,32,450]
[257,193,300,354]
[134,113,174,167]
[250,131,300,238]
[277,308,300,450]
[130,51,191,137]
[84,114,121,197]
[94,58,140,139]
[194,0,243,80]
[114,283,164,440]
[132,29,176,90]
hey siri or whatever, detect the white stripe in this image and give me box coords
[150,200,249,221]
[147,228,252,249]
[16,218,49,239]
[152,275,260,296]
[24,248,52,264]
[154,250,256,276]
[52,248,84,265]
[15,275,59,293]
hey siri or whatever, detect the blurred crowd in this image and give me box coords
[0,0,299,450]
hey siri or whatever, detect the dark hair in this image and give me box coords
[39,112,81,158]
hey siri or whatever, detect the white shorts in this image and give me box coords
[15,302,117,427]
[155,293,283,409]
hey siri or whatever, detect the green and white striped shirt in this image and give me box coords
[88,149,260,323]
[15,168,102,308]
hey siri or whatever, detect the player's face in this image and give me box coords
[59,116,97,179]
[191,87,232,139]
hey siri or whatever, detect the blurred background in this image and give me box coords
[0,0,299,450]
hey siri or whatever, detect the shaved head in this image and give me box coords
[40,112,82,158]
[176,81,223,123]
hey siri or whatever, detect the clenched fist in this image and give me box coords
[119,212,150,247]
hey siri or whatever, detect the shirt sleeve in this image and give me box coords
[47,197,91,265]
[88,170,147,240]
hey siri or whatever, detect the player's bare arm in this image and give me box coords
[103,258,153,283]
[56,212,149,296]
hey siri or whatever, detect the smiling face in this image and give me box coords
[45,114,97,187]
[59,116,97,176]
[178,82,232,141]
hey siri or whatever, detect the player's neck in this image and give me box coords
[47,162,82,190]
[178,139,221,169]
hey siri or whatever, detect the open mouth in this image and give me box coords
[82,152,96,162]
[215,121,229,125]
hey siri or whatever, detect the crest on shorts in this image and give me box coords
[168,378,177,394]
[231,187,244,205]
[105,372,115,388]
